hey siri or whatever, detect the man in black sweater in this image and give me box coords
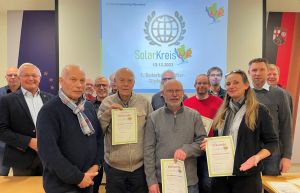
[37,65,103,193]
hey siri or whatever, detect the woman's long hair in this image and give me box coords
[213,70,259,131]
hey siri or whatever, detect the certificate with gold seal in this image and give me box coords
[112,108,137,145]
[206,136,235,177]
[161,159,188,193]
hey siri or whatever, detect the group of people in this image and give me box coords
[0,57,293,193]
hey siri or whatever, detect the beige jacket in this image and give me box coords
[98,93,152,172]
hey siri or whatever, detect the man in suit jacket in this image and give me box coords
[0,66,20,176]
[0,63,53,176]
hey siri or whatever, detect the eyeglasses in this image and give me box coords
[165,89,183,94]
[6,74,18,78]
[94,84,108,88]
[162,77,174,81]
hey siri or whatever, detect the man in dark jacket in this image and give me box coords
[37,64,103,193]
[0,63,53,176]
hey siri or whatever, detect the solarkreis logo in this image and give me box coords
[144,11,186,47]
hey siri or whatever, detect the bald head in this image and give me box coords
[163,79,183,91]
[5,66,20,91]
[115,68,135,80]
[18,63,41,77]
[160,70,175,90]
[115,68,135,100]
[60,65,86,101]
[6,66,18,75]
[18,63,41,94]
[61,64,84,77]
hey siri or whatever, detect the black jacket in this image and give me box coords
[0,89,53,168]
[218,104,278,176]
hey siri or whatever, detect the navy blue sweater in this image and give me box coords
[37,96,103,193]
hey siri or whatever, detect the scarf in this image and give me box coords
[222,98,246,150]
[59,89,95,136]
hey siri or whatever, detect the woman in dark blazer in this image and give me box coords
[201,70,278,193]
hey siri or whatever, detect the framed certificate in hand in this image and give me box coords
[206,136,235,177]
[112,108,137,145]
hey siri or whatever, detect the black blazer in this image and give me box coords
[0,89,53,168]
[219,104,278,176]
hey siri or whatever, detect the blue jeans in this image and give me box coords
[188,184,199,193]
[262,151,281,176]
[0,142,9,176]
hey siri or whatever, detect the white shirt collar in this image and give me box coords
[21,87,40,97]
[250,82,270,91]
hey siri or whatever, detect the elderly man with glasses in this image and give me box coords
[145,79,207,193]
[92,76,110,112]
[0,66,20,95]
[151,70,187,111]
[0,63,53,176]
[0,66,20,176]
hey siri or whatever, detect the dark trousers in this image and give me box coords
[211,173,262,193]
[104,163,147,193]
[0,142,10,176]
[93,166,104,193]
[197,154,211,193]
[262,152,281,193]
[12,156,43,176]
[262,151,281,176]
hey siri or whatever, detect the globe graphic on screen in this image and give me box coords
[151,15,179,44]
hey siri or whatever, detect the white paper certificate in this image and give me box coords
[161,159,188,193]
[206,136,235,177]
[268,181,300,193]
[112,108,137,145]
[201,116,213,134]
[288,178,300,187]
